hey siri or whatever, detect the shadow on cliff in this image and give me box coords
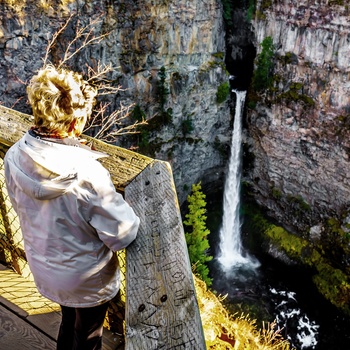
[224,3,256,91]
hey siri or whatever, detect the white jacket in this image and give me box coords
[4,131,140,307]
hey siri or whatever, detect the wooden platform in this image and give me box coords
[0,104,207,349]
[0,264,123,350]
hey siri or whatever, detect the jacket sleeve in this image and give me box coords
[86,166,140,252]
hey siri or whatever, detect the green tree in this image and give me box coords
[184,182,213,286]
[131,104,146,122]
[221,0,233,25]
[216,81,230,104]
[181,116,193,136]
[156,66,172,125]
[247,0,256,22]
[157,66,169,113]
[252,36,275,92]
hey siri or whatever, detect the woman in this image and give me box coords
[4,65,140,350]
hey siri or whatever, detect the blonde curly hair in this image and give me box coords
[27,65,97,137]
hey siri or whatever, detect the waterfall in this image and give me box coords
[218,90,259,271]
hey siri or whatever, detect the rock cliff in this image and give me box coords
[238,0,350,313]
[0,0,229,203]
[246,0,350,232]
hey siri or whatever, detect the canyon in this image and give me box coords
[0,0,349,315]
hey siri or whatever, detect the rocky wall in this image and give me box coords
[247,0,350,232]
[0,0,230,204]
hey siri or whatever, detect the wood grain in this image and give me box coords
[0,304,56,350]
[0,264,123,350]
[0,105,33,147]
[125,161,206,350]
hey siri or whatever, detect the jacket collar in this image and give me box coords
[19,131,108,176]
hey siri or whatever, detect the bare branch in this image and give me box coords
[84,102,148,143]
[43,14,74,66]
[86,62,114,83]
[42,13,148,144]
[10,96,25,109]
[84,102,112,135]
[85,62,127,97]
[58,16,110,69]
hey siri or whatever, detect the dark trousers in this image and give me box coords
[56,302,110,350]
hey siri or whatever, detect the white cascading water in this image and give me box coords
[218,90,259,271]
[216,91,324,349]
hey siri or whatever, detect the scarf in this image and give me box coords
[30,127,95,150]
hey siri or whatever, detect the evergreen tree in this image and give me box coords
[157,66,172,125]
[252,36,275,92]
[157,66,169,114]
[184,182,213,286]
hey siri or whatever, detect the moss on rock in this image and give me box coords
[265,224,350,315]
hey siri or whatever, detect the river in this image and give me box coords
[209,245,350,350]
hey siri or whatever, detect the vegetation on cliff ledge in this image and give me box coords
[216,81,230,104]
[194,274,293,349]
[265,224,350,315]
[241,186,350,316]
[248,38,315,109]
[276,82,315,108]
[252,36,275,92]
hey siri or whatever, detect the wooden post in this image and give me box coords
[124,161,206,349]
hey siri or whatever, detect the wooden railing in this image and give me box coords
[0,105,206,349]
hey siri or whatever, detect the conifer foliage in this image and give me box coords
[184,182,213,286]
[252,36,275,92]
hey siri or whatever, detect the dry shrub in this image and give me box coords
[193,275,294,350]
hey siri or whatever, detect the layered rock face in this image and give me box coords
[247,0,350,232]
[0,0,229,203]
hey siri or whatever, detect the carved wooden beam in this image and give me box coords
[125,161,206,349]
